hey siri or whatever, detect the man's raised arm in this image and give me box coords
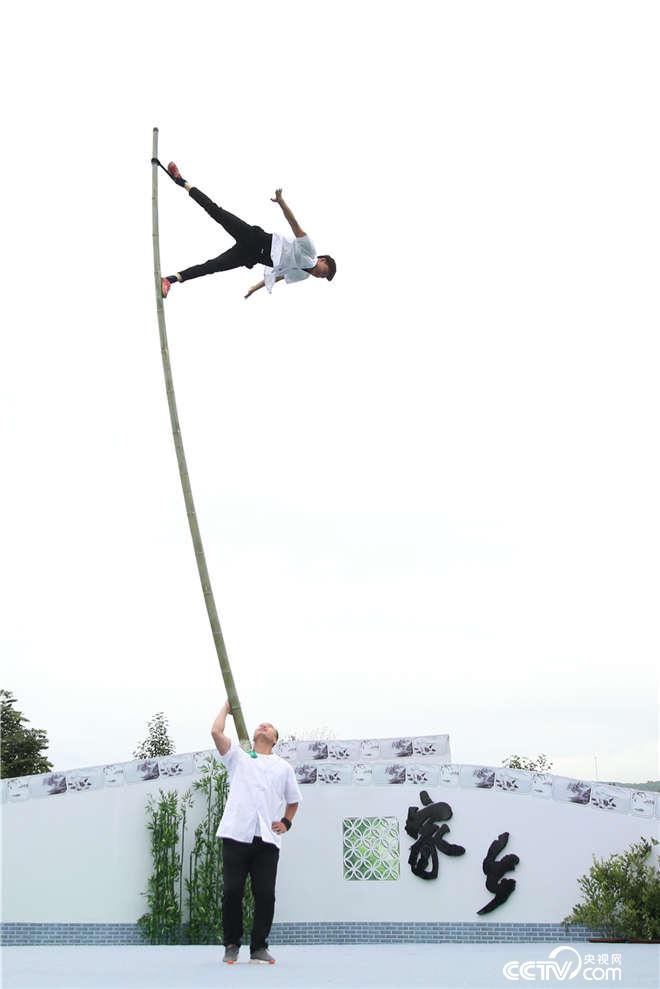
[211,699,233,755]
[271,188,306,237]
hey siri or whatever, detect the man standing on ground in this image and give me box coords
[211,699,302,965]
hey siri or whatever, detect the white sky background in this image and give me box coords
[2,2,658,783]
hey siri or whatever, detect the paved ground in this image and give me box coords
[2,943,659,989]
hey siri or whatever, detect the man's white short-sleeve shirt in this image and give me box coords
[216,742,302,849]
[264,233,317,293]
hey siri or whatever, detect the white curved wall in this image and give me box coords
[2,745,658,925]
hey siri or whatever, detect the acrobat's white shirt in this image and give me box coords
[264,233,317,293]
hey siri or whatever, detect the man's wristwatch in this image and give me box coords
[280,817,292,831]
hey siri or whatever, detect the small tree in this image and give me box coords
[563,838,660,941]
[133,712,176,760]
[503,753,553,773]
[0,689,53,778]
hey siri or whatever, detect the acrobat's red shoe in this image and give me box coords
[167,161,186,186]
[161,277,171,299]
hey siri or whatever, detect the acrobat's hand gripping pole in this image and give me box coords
[151,127,250,749]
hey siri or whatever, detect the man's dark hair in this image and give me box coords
[318,254,336,281]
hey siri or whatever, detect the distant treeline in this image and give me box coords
[606,780,660,792]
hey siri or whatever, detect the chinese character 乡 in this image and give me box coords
[477,831,519,914]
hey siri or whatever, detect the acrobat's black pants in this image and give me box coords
[222,836,280,951]
[178,188,273,282]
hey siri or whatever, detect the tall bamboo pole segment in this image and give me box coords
[151,127,249,747]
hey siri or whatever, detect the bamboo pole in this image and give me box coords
[151,127,249,747]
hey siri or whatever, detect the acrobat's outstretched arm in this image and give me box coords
[271,189,306,237]
[245,275,284,299]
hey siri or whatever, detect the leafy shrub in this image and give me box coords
[563,837,660,941]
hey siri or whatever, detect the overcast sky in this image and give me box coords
[2,2,658,784]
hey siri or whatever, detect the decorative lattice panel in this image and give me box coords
[342,816,400,881]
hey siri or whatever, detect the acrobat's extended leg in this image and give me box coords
[162,238,272,296]
[161,243,255,297]
[188,187,263,244]
[164,159,265,244]
[176,244,249,282]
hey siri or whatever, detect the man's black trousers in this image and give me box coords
[222,836,280,951]
[178,188,273,282]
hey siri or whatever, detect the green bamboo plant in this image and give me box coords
[137,787,192,943]
[151,126,249,746]
[138,755,254,945]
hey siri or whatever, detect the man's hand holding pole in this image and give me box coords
[211,699,234,755]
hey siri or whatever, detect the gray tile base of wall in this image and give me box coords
[1,922,602,946]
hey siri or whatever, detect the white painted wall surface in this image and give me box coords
[3,761,657,925]
[279,785,658,923]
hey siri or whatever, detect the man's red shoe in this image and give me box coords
[167,162,186,186]
[161,277,171,299]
